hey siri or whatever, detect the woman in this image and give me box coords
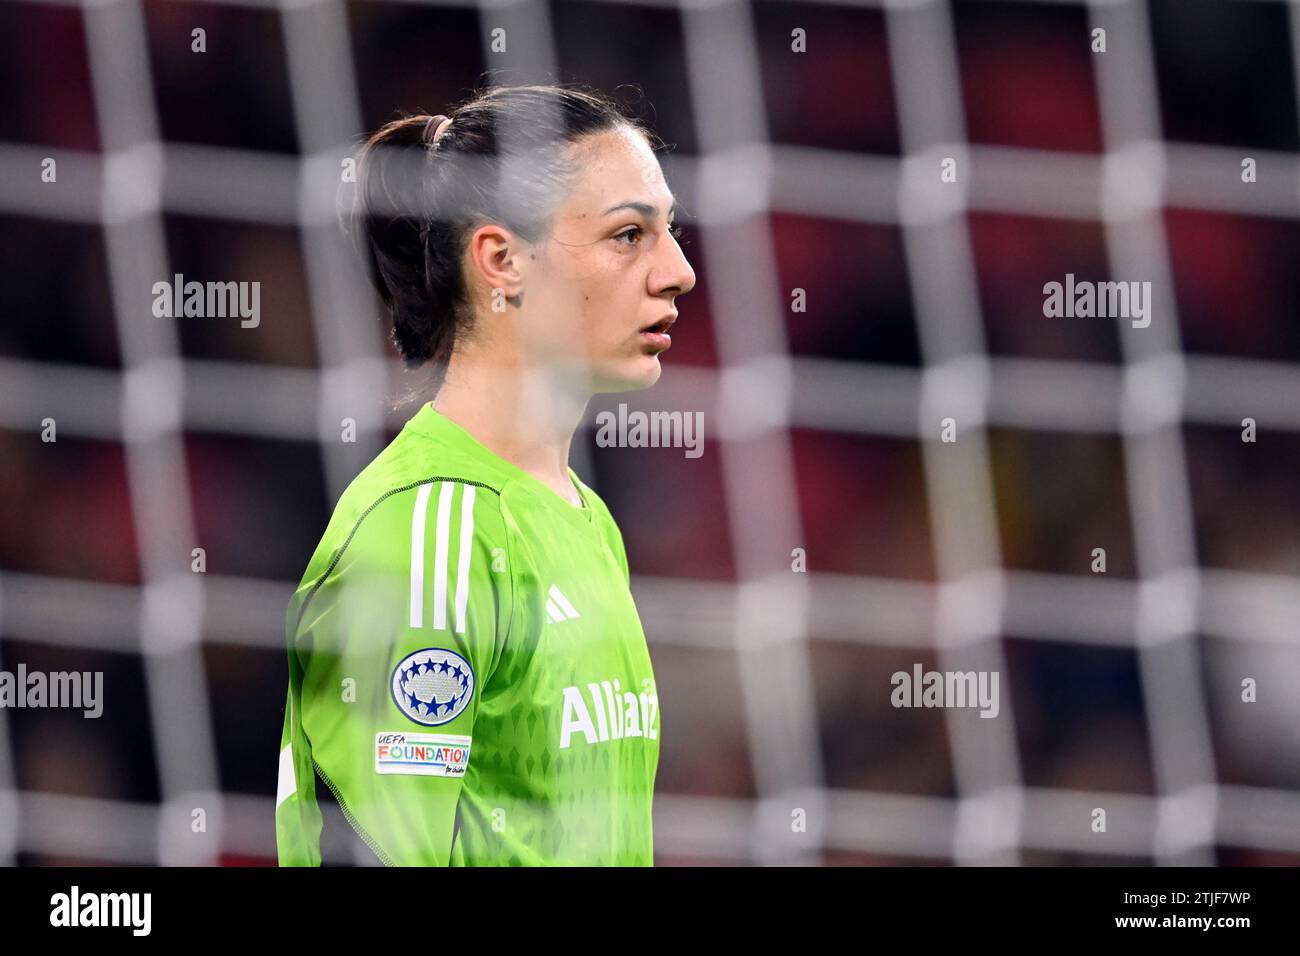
[275,84,696,866]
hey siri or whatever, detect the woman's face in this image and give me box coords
[519,125,697,392]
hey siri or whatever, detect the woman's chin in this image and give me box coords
[594,355,664,393]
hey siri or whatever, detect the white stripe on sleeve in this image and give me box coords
[276,743,296,808]
[432,481,455,630]
[454,484,476,633]
[409,482,433,628]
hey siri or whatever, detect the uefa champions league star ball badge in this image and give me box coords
[390,648,475,727]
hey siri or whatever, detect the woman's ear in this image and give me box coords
[466,223,527,310]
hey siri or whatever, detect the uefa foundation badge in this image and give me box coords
[375,732,471,777]
[391,648,474,727]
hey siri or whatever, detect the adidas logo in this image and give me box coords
[545,585,580,624]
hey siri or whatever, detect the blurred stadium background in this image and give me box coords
[2,0,1300,866]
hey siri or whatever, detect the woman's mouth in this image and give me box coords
[639,315,676,352]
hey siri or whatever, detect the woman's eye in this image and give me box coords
[614,223,687,246]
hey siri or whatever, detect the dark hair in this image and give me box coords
[348,83,658,392]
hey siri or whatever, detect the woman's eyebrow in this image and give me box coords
[601,199,678,219]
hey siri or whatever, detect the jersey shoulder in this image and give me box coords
[289,421,518,628]
[334,420,511,541]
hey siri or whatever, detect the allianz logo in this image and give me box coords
[559,678,658,749]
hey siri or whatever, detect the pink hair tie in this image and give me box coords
[424,114,453,145]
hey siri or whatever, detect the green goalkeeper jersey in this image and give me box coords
[275,402,661,866]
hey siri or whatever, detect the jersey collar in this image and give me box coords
[407,403,594,523]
